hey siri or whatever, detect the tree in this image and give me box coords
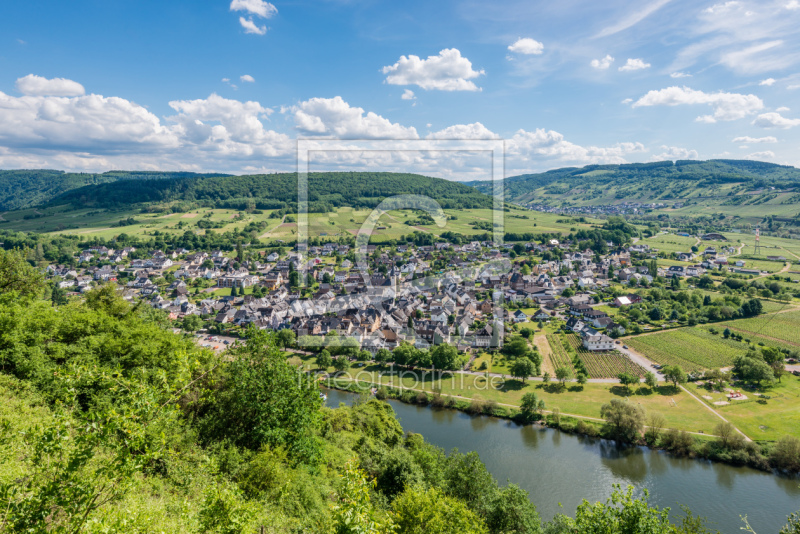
[511,358,535,384]
[333,356,351,374]
[601,399,645,442]
[235,239,244,262]
[740,298,763,317]
[520,392,544,421]
[331,461,395,534]
[715,422,744,450]
[230,285,238,297]
[723,328,731,339]
[733,354,774,385]
[487,484,542,534]
[276,328,296,349]
[431,343,461,371]
[555,366,571,388]
[646,413,666,444]
[393,343,416,368]
[182,314,204,332]
[289,270,300,289]
[201,328,323,465]
[50,281,68,306]
[648,307,663,321]
[392,486,488,534]
[644,371,658,390]
[316,349,333,369]
[521,263,532,276]
[576,372,588,387]
[662,365,686,389]
[568,485,673,532]
[502,336,529,359]
[617,372,639,395]
[0,248,45,299]
[374,348,391,367]
[542,372,551,384]
[770,436,800,472]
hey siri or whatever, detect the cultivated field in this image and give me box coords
[626,328,749,372]
[0,203,600,242]
[718,310,800,350]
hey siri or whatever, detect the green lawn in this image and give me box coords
[685,376,800,441]
[338,369,724,435]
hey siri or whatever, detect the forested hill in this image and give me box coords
[468,160,800,206]
[46,171,494,212]
[0,170,229,211]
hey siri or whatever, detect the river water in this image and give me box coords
[324,388,800,533]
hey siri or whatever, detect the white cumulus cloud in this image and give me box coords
[752,111,800,128]
[632,86,763,121]
[508,38,544,55]
[168,93,290,157]
[732,135,777,143]
[230,0,277,18]
[382,49,485,91]
[0,91,177,152]
[507,129,645,166]
[590,55,614,69]
[655,145,699,160]
[759,78,776,86]
[401,89,416,100]
[15,74,85,97]
[238,17,267,35]
[671,72,692,78]
[777,106,791,112]
[427,122,499,140]
[292,96,418,139]
[747,150,776,159]
[619,58,651,71]
[240,74,255,83]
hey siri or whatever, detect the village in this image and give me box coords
[43,234,740,366]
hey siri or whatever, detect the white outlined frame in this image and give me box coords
[295,138,507,349]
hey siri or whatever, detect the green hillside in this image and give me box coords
[0,170,229,211]
[470,160,800,218]
[47,172,493,212]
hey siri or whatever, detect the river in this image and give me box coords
[324,388,800,533]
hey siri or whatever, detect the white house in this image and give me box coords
[582,334,615,351]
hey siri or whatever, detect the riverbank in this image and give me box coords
[324,387,800,534]
[322,376,799,477]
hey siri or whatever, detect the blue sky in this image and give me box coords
[1,0,799,179]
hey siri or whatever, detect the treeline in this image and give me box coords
[46,172,494,212]
[0,169,229,211]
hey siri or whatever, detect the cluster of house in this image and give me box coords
[44,238,665,354]
[525,201,669,216]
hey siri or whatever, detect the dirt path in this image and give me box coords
[779,246,800,262]
[754,262,791,280]
[0,212,6,222]
[679,384,751,441]
[259,215,286,238]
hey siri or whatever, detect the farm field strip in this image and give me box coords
[626,328,746,372]
[545,334,575,374]
[717,311,800,349]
